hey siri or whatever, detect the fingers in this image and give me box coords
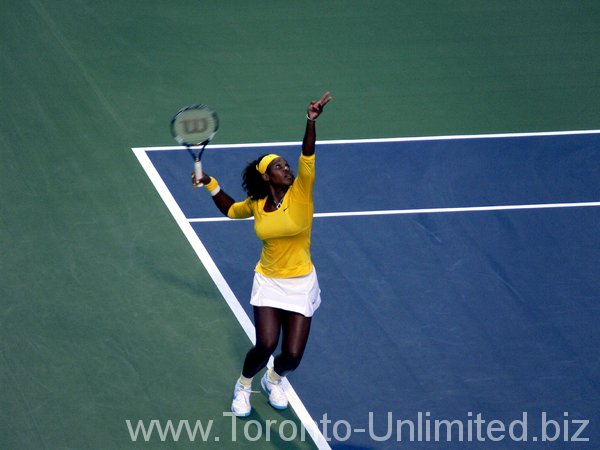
[306,91,332,120]
[191,172,208,188]
[318,91,332,108]
[309,91,332,115]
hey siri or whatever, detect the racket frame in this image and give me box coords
[170,104,219,186]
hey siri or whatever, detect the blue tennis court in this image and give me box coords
[134,131,600,448]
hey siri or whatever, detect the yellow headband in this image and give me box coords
[256,154,280,174]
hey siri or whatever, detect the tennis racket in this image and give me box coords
[170,104,219,186]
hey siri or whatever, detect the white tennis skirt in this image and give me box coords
[250,268,321,317]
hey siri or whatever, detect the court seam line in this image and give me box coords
[187,201,600,223]
[133,128,600,152]
[131,147,332,450]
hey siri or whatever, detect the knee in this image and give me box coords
[279,349,303,371]
[254,338,278,356]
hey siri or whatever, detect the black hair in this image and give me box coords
[242,154,270,200]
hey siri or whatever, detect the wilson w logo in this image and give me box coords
[125,419,215,442]
[182,118,208,134]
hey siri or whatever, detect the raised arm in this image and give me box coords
[302,91,332,156]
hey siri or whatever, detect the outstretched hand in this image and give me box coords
[307,91,332,121]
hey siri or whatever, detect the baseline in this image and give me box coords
[133,127,600,153]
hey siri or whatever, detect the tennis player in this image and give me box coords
[194,92,332,416]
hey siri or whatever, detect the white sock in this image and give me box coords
[238,375,253,387]
[268,368,282,383]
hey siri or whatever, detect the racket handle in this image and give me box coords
[194,160,204,186]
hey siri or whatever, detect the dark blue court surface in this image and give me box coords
[145,132,600,448]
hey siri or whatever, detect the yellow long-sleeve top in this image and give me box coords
[227,154,315,278]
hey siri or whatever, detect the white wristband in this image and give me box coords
[306,114,316,122]
[209,186,221,196]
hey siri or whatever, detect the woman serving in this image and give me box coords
[194,91,332,416]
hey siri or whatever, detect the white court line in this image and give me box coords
[133,128,600,152]
[188,201,600,223]
[131,147,332,450]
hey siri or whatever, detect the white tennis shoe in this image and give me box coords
[231,382,253,417]
[261,372,288,410]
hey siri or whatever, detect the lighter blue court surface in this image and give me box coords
[143,132,600,448]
